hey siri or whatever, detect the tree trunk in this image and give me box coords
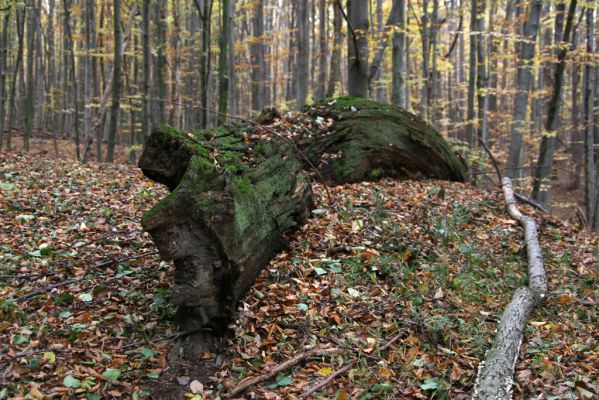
[6,6,25,151]
[347,0,369,97]
[105,0,121,163]
[155,0,167,125]
[23,0,37,152]
[506,0,542,180]
[317,0,327,100]
[64,0,80,160]
[391,0,405,106]
[142,0,151,143]
[326,0,342,98]
[139,125,313,356]
[465,0,477,147]
[303,97,467,183]
[296,0,309,108]
[473,177,547,399]
[217,0,230,124]
[0,11,10,150]
[250,0,265,113]
[531,0,577,204]
[476,0,488,145]
[583,6,596,224]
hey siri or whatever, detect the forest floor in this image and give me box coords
[0,148,597,400]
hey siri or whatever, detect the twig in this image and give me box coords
[302,363,354,398]
[15,279,79,303]
[225,347,341,398]
[303,330,405,398]
[0,272,60,280]
[94,250,160,268]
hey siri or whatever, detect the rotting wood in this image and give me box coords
[472,177,547,400]
[139,97,466,357]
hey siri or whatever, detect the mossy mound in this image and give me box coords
[303,97,467,183]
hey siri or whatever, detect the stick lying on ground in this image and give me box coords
[472,177,548,400]
[225,347,341,399]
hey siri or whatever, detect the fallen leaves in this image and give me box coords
[0,151,597,399]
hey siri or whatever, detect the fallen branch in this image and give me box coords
[478,139,548,213]
[302,362,354,398]
[15,279,79,303]
[225,347,341,399]
[94,250,160,269]
[472,177,548,399]
[302,330,405,398]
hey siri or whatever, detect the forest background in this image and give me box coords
[0,0,597,228]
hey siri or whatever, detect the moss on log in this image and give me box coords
[302,97,467,183]
[139,125,313,345]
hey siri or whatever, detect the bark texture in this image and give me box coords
[473,177,547,399]
[139,125,313,351]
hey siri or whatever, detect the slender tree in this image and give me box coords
[217,0,230,124]
[0,11,10,150]
[465,0,477,146]
[391,0,405,106]
[250,0,265,113]
[347,0,369,97]
[297,0,309,107]
[326,0,343,98]
[23,0,37,152]
[106,0,122,162]
[531,0,578,204]
[141,0,151,141]
[506,0,543,180]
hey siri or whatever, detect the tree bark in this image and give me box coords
[506,0,542,180]
[0,11,10,150]
[142,0,151,142]
[23,0,37,152]
[583,6,596,225]
[347,0,369,97]
[391,0,405,107]
[217,0,230,125]
[250,0,265,113]
[326,0,343,98]
[531,0,578,204]
[465,0,477,147]
[105,0,122,163]
[139,125,313,356]
[155,0,167,125]
[297,0,309,108]
[472,177,547,399]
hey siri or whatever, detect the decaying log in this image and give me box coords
[139,98,467,356]
[302,97,467,184]
[139,125,313,354]
[473,177,547,400]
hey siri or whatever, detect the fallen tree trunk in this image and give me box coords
[473,177,547,399]
[139,98,466,355]
[139,125,313,355]
[302,97,467,183]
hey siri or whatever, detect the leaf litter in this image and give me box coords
[0,151,597,399]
